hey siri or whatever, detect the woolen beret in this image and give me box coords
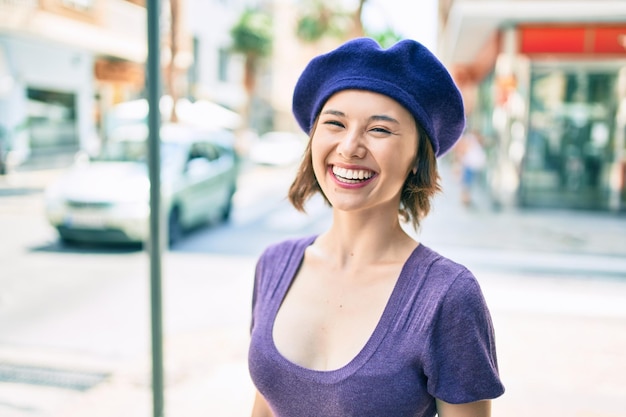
[292,37,465,157]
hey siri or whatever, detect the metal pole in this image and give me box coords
[146,0,164,416]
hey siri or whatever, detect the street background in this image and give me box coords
[2,0,626,415]
[1,158,625,417]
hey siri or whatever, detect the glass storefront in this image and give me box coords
[520,63,625,210]
[26,88,78,155]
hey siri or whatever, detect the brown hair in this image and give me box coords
[288,123,441,230]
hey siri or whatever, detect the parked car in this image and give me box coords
[44,123,239,245]
[248,131,307,166]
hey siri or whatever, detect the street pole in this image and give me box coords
[146,0,164,416]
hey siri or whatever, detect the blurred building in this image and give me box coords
[0,0,247,170]
[439,0,626,212]
[267,0,341,133]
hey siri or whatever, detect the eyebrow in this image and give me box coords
[321,109,345,117]
[321,109,400,124]
[370,115,400,124]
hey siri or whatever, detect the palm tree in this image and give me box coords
[159,0,186,123]
[167,0,180,122]
[230,7,273,129]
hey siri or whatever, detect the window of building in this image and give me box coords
[218,48,229,83]
[61,0,94,12]
[26,88,78,154]
[522,66,619,209]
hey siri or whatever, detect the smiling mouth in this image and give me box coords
[332,166,375,184]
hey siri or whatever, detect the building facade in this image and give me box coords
[439,0,626,212]
[0,0,247,171]
[0,0,147,169]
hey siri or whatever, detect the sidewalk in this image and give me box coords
[0,253,258,417]
[413,160,626,276]
[0,167,64,197]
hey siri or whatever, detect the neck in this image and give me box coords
[314,208,418,270]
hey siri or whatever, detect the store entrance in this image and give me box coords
[27,88,78,156]
[521,65,619,210]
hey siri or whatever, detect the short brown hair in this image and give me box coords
[288,124,441,230]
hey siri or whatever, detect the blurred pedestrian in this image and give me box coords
[248,38,504,417]
[454,130,486,207]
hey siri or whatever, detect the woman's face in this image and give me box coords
[311,89,418,215]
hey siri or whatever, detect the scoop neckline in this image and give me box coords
[267,236,426,383]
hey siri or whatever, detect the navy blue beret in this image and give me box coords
[292,37,465,157]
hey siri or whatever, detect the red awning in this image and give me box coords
[519,24,626,55]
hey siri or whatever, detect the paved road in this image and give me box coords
[0,160,625,417]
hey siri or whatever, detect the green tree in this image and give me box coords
[296,0,364,42]
[369,27,402,48]
[230,7,273,128]
[295,0,400,46]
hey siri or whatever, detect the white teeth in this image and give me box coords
[332,166,374,181]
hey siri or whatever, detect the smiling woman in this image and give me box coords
[247,38,504,417]
[310,90,417,214]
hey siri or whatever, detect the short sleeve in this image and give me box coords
[249,253,265,333]
[423,270,505,404]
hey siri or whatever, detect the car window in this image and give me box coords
[188,143,204,161]
[204,143,220,161]
[188,141,223,162]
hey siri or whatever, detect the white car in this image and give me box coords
[45,123,239,245]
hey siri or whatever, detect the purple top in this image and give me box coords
[249,236,504,417]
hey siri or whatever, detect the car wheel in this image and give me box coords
[168,207,183,246]
[59,235,76,247]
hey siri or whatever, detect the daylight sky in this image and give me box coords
[362,0,438,50]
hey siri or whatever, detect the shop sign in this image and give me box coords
[95,59,144,85]
[520,25,626,55]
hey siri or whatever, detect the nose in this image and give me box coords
[336,129,366,159]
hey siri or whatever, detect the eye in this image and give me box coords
[369,126,393,136]
[322,119,345,129]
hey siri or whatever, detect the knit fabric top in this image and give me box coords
[248,236,504,417]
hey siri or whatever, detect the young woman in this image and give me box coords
[248,37,504,417]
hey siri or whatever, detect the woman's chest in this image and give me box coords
[272,262,402,371]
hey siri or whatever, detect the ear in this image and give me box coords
[412,166,417,175]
